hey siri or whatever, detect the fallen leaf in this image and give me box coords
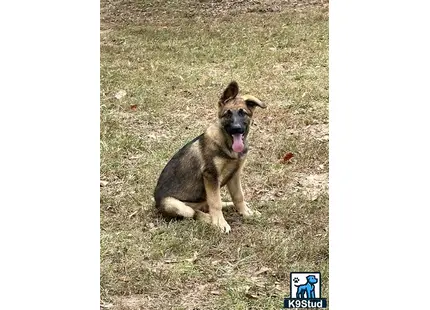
[245,293,259,299]
[254,266,271,276]
[100,303,114,309]
[114,90,126,100]
[100,180,109,187]
[128,210,138,218]
[184,251,198,263]
[316,135,329,141]
[129,155,142,160]
[210,290,220,295]
[254,282,266,288]
[278,152,294,163]
[130,104,137,111]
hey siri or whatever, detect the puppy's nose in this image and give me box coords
[230,124,245,134]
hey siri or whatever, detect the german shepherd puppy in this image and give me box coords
[154,81,266,233]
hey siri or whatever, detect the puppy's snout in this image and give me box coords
[230,124,245,134]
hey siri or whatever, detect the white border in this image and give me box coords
[330,0,430,309]
[0,1,100,309]
[2,0,430,309]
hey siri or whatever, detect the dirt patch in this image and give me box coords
[294,172,328,200]
[305,123,329,142]
[283,123,328,141]
[251,171,328,202]
[107,282,219,310]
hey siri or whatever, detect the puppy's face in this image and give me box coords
[218,81,266,153]
[219,98,252,153]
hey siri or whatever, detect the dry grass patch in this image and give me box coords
[101,1,328,309]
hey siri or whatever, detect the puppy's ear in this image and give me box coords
[220,81,239,105]
[242,94,267,109]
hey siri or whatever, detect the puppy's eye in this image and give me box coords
[223,110,232,117]
[238,109,245,116]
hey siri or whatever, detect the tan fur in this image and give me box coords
[203,176,231,232]
[218,98,251,117]
[162,197,196,218]
[213,156,244,185]
[241,95,267,109]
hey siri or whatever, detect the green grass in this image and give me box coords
[101,1,328,309]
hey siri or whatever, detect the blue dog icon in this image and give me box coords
[295,275,318,298]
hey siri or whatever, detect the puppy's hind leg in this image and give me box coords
[160,197,196,218]
[159,197,212,223]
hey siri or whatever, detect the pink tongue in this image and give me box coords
[232,134,244,153]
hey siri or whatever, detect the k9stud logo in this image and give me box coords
[284,272,327,308]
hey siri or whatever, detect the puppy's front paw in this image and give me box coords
[240,205,261,218]
[212,214,231,233]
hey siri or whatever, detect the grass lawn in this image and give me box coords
[100,1,328,309]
